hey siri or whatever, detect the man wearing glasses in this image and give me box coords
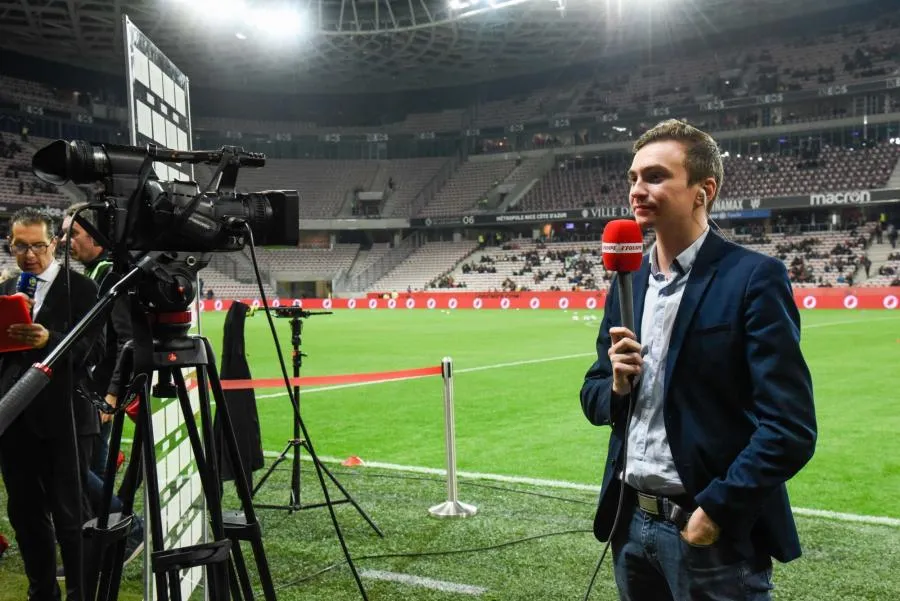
[1,207,100,601]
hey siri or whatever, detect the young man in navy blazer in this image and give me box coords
[581,119,817,600]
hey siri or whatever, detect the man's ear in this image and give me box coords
[701,179,717,211]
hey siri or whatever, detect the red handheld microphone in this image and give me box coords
[602,219,644,332]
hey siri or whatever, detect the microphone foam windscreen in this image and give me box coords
[16,272,37,298]
[602,219,644,272]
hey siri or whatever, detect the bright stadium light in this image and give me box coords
[195,0,246,19]
[262,7,306,37]
[167,0,307,41]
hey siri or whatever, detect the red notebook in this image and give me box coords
[0,295,34,353]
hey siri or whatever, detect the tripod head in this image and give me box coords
[0,248,210,436]
[273,307,333,319]
[270,307,332,366]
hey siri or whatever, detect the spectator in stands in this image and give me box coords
[888,224,898,249]
[581,119,816,601]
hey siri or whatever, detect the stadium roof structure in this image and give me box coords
[0,0,871,94]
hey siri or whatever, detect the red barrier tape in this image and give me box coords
[219,365,444,391]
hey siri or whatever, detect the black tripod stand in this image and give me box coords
[251,307,383,537]
[87,302,277,601]
[0,254,278,601]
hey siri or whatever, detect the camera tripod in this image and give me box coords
[251,308,383,538]
[85,297,277,601]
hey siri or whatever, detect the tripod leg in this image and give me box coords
[171,368,231,601]
[312,450,384,538]
[135,374,175,601]
[94,403,145,601]
[201,338,278,601]
[290,383,301,508]
[251,441,292,499]
[204,337,373,601]
[230,542,255,601]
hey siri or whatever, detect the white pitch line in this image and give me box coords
[266,451,900,528]
[454,353,595,374]
[256,315,896,400]
[791,507,900,527]
[255,353,595,399]
[359,569,487,596]
[802,316,898,330]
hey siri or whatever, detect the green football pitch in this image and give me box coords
[199,307,900,519]
[1,308,898,600]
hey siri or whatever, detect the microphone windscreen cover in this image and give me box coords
[16,272,38,298]
[602,220,644,272]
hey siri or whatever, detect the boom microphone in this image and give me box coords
[601,219,644,332]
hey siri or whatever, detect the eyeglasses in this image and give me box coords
[10,242,52,256]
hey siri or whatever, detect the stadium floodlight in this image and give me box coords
[255,7,306,37]
[195,0,246,19]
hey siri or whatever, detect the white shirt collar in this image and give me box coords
[649,226,710,277]
[36,260,61,283]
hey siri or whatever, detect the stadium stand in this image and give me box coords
[516,141,900,212]
[199,266,276,300]
[197,159,380,219]
[259,244,359,280]
[443,239,612,292]
[864,256,900,286]
[471,89,563,129]
[568,13,900,120]
[429,226,876,293]
[733,225,874,288]
[720,141,900,199]
[194,108,464,136]
[196,157,448,219]
[347,243,392,277]
[0,75,88,115]
[861,225,900,286]
[418,159,517,216]
[378,157,451,217]
[0,134,69,209]
[370,240,478,292]
[518,156,631,212]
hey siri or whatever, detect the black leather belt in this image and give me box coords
[630,487,693,531]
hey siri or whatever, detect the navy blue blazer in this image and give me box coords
[580,230,817,563]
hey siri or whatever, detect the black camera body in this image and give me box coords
[32,139,300,253]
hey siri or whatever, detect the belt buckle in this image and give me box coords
[636,492,660,516]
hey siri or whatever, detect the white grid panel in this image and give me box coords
[124,16,204,601]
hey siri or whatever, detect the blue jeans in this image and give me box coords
[612,505,774,601]
[86,469,123,514]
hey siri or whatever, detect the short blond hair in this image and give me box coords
[633,119,724,208]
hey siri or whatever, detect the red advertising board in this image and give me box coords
[196,288,900,312]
